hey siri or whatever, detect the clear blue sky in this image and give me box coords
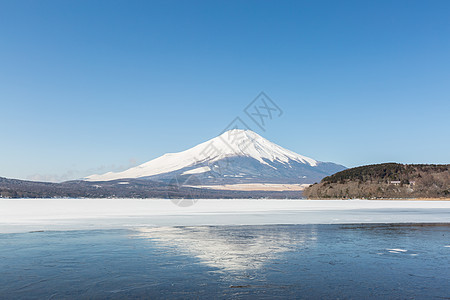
[1,0,449,182]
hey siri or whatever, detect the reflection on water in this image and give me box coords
[134,226,318,272]
[0,224,449,299]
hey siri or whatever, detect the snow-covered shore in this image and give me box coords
[1,199,449,233]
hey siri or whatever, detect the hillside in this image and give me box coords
[303,163,450,199]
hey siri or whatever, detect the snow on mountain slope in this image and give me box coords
[85,129,341,183]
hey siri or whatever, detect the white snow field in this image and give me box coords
[1,199,449,233]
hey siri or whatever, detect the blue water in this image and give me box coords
[1,224,449,299]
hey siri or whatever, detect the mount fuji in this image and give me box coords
[85,130,346,188]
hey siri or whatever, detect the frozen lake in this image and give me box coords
[1,199,450,298]
[1,199,450,233]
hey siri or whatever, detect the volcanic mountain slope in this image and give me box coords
[85,130,346,186]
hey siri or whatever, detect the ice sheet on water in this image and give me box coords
[0,199,449,233]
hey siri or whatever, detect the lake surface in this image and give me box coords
[1,224,449,299]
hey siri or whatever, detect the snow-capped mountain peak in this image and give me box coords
[85,129,343,183]
[210,129,318,166]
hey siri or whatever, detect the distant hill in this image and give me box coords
[0,177,302,199]
[303,163,450,199]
